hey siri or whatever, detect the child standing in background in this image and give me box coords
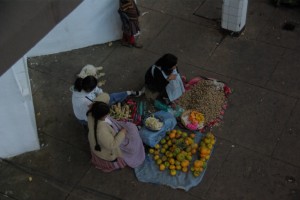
[118,0,143,48]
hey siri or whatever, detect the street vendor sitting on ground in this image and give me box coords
[71,75,143,126]
[145,53,185,104]
[87,93,145,172]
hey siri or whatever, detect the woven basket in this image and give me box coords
[180,110,204,131]
[180,110,191,127]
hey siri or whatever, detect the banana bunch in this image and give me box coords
[110,103,131,120]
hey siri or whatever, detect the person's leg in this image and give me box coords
[122,32,142,48]
[109,92,129,105]
[122,33,128,42]
[122,33,133,47]
[109,90,145,105]
[129,35,135,45]
[130,35,143,48]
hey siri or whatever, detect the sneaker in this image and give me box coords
[130,90,144,97]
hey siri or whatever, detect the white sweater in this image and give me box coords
[71,87,103,121]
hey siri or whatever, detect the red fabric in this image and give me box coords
[183,77,202,91]
[125,98,142,126]
[122,33,130,42]
[91,152,127,172]
[129,35,135,44]
[122,33,136,44]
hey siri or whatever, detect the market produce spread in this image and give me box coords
[181,110,205,130]
[110,102,131,120]
[148,129,216,177]
[177,79,227,127]
[110,76,231,190]
[109,100,142,124]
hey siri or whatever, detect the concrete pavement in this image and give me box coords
[1,0,300,199]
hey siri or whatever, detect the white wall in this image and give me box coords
[0,0,122,158]
[0,58,40,158]
[27,0,122,57]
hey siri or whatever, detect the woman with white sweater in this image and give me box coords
[71,75,143,125]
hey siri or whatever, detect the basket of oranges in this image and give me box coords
[180,110,205,131]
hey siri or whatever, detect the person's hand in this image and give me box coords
[170,102,177,109]
[88,103,94,109]
[168,74,177,81]
[120,128,127,134]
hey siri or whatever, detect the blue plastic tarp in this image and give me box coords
[139,111,177,147]
[135,132,213,191]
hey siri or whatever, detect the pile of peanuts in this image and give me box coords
[177,80,226,124]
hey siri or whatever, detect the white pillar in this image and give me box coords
[0,57,40,158]
[221,0,248,33]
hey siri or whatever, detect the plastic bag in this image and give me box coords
[139,111,176,147]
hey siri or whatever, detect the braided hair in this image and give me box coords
[87,102,110,151]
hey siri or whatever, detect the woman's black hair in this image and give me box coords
[155,53,178,75]
[87,102,110,151]
[74,76,97,92]
[74,77,83,92]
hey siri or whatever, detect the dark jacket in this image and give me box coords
[145,66,169,99]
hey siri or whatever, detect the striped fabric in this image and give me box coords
[119,0,140,36]
[91,152,127,172]
[120,0,140,19]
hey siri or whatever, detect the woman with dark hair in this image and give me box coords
[145,53,185,102]
[87,101,145,172]
[71,75,143,125]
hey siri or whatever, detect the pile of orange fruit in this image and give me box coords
[148,129,216,177]
[188,110,205,125]
[191,132,216,176]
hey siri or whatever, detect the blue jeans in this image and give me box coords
[109,92,128,105]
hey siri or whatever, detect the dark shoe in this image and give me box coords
[121,41,133,48]
[133,42,143,48]
[130,90,144,97]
